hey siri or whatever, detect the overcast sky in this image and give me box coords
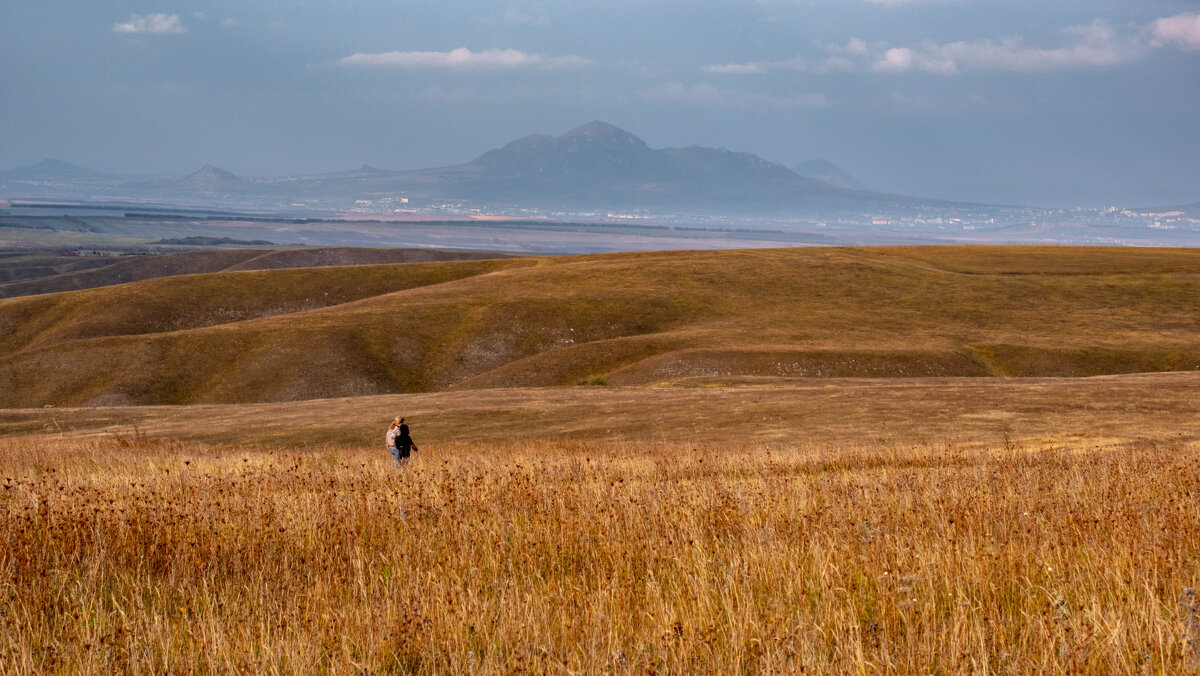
[2,0,1198,207]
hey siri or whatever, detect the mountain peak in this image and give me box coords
[558,121,649,150]
[176,165,244,191]
[561,120,626,138]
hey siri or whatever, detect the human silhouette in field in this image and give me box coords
[385,416,419,466]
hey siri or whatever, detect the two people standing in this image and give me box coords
[386,417,419,466]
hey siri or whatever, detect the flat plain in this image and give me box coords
[2,246,1199,673]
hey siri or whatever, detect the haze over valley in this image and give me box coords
[5,121,1200,251]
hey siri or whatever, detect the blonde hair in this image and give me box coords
[391,416,404,429]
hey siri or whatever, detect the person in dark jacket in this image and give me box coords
[386,416,419,466]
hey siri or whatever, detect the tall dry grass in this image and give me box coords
[2,433,1199,673]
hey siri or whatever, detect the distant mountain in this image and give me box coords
[792,160,867,191]
[6,159,96,180]
[175,165,245,192]
[376,120,873,211]
[0,123,933,214]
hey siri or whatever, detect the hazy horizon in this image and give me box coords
[3,1,1199,208]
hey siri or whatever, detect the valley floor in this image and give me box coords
[3,372,1198,449]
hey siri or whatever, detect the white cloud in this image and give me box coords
[873,47,917,73]
[339,47,591,70]
[113,13,187,35]
[1150,12,1200,50]
[503,9,550,26]
[708,18,1168,77]
[638,81,830,108]
[844,38,870,57]
[220,18,241,28]
[897,20,1143,73]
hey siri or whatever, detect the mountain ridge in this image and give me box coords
[1,122,932,214]
[793,159,868,191]
[4,159,97,180]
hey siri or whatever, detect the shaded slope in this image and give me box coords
[0,253,118,284]
[0,247,513,299]
[793,160,867,191]
[1,246,1198,407]
[0,257,531,355]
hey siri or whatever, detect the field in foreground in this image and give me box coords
[3,433,1199,673]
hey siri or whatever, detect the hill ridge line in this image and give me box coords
[3,246,1199,407]
[0,258,533,356]
[1,260,536,355]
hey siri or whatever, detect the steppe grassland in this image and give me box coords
[3,246,1200,408]
[3,433,1199,673]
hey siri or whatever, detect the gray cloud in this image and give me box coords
[112,13,186,35]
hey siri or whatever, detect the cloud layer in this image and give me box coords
[707,13,1200,76]
[339,47,590,70]
[1151,12,1200,50]
[112,13,186,35]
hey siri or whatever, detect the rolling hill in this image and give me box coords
[1,246,1198,408]
[0,247,514,299]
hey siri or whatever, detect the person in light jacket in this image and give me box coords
[385,417,419,466]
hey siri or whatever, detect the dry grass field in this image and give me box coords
[1,372,1198,673]
[2,246,1199,672]
[3,431,1199,673]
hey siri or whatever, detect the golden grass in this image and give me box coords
[4,373,1198,450]
[3,433,1199,673]
[1,246,1199,406]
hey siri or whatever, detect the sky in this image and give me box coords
[2,0,1198,207]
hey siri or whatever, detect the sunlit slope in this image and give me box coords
[1,246,1198,406]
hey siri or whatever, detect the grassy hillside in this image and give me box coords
[0,252,116,283]
[1,246,1198,407]
[0,247,512,299]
